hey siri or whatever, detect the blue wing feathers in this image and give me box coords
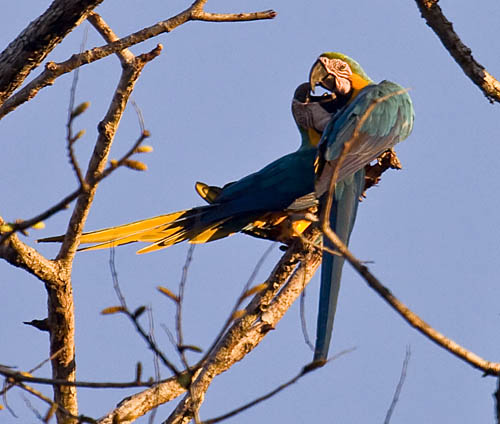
[323,81,413,163]
[314,79,414,361]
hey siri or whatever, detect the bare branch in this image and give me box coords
[87,12,135,65]
[191,8,277,23]
[176,246,195,370]
[165,229,321,424]
[322,224,500,375]
[56,44,162,261]
[16,382,89,423]
[318,83,500,377]
[0,3,276,120]
[0,365,159,390]
[414,0,500,103]
[0,348,64,398]
[0,120,149,244]
[0,0,103,103]
[99,229,321,424]
[97,375,188,424]
[202,366,317,424]
[42,42,161,423]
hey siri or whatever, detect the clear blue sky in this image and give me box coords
[2,0,500,422]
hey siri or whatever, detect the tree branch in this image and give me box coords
[0,3,276,120]
[321,224,500,375]
[165,229,321,424]
[0,365,161,389]
[0,0,103,103]
[56,44,162,262]
[86,12,135,65]
[0,216,60,282]
[98,229,321,424]
[414,0,500,103]
[42,43,161,423]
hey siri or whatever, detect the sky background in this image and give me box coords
[2,0,500,422]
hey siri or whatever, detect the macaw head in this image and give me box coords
[309,52,373,98]
[291,82,347,148]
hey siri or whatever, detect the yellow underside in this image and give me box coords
[307,128,322,147]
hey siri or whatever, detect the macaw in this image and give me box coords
[38,83,346,252]
[191,82,344,243]
[309,52,414,362]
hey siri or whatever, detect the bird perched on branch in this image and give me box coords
[309,52,414,362]
[39,83,345,252]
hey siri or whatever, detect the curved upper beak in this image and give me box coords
[309,59,336,94]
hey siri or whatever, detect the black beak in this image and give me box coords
[309,59,336,93]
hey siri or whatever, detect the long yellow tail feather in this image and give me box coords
[77,211,187,244]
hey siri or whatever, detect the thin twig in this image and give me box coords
[108,248,181,376]
[0,365,160,389]
[2,378,17,418]
[98,229,321,424]
[0,347,64,397]
[202,349,354,424]
[176,245,195,369]
[148,307,161,424]
[0,123,150,244]
[0,189,79,245]
[16,382,90,423]
[322,89,408,234]
[199,244,275,365]
[384,346,411,424]
[57,43,162,261]
[187,244,274,423]
[66,28,89,190]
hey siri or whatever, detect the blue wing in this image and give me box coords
[314,80,414,361]
[316,81,414,197]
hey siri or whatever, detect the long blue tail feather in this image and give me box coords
[314,168,365,361]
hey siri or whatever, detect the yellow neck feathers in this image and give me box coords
[350,73,372,99]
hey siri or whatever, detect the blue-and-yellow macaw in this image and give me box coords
[309,53,414,362]
[38,83,345,252]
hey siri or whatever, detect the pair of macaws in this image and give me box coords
[40,53,414,362]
